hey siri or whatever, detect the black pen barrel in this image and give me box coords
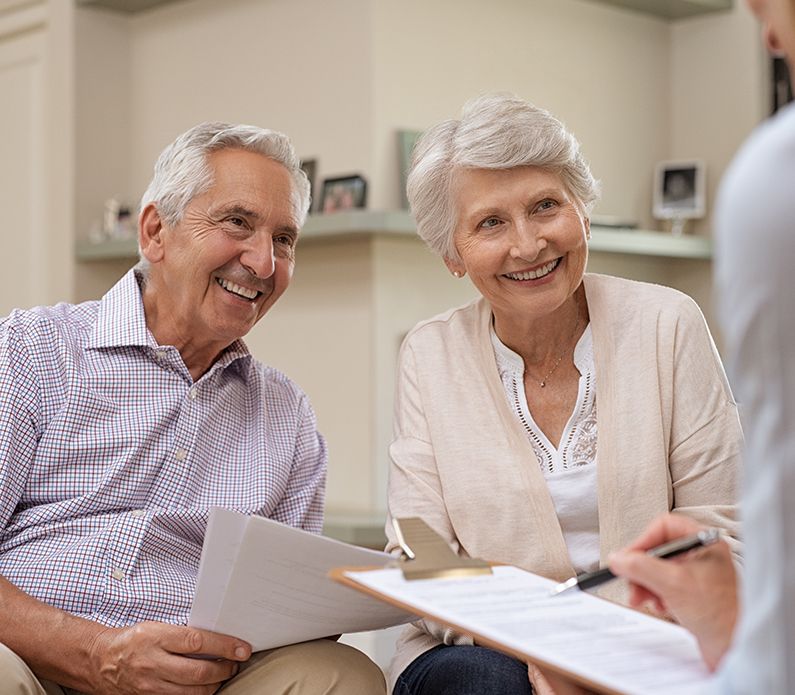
[575,567,616,591]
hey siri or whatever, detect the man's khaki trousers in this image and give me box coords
[0,639,386,694]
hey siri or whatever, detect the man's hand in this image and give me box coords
[608,513,738,671]
[86,622,252,694]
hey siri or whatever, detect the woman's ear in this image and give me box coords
[138,204,166,264]
[443,257,466,279]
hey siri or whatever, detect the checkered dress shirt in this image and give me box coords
[0,270,326,627]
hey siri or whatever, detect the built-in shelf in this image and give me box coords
[77,0,184,13]
[75,210,712,262]
[78,0,732,19]
[589,0,733,19]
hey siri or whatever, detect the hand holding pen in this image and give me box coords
[602,513,739,671]
[551,527,721,596]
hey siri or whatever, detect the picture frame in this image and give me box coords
[652,160,706,222]
[299,159,317,213]
[398,130,423,210]
[319,174,367,214]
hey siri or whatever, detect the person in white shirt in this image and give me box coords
[530,0,795,693]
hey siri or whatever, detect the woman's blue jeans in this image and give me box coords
[393,644,533,695]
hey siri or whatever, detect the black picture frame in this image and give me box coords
[319,175,367,213]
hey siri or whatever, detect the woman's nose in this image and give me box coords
[509,220,547,260]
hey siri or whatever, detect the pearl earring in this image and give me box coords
[452,271,461,278]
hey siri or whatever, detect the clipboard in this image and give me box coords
[329,519,713,695]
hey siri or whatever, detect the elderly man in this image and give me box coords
[0,123,386,694]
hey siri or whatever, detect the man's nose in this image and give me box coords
[241,233,276,279]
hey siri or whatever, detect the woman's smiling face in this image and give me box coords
[447,166,589,324]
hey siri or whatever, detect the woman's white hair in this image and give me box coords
[407,94,600,261]
[137,121,310,269]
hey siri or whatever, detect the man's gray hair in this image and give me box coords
[137,121,310,267]
[407,94,600,261]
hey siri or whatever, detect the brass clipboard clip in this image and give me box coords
[392,517,492,581]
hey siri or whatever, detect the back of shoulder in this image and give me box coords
[717,105,795,241]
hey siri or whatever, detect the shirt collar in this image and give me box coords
[87,269,153,349]
[87,268,253,372]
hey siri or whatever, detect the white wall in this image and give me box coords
[670,2,765,234]
[370,0,672,230]
[74,6,133,299]
[58,0,767,514]
[127,0,374,212]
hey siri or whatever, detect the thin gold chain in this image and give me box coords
[535,310,582,388]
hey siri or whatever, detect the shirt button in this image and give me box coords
[156,349,168,362]
[111,568,126,581]
[175,448,187,461]
[189,388,198,400]
[131,509,146,518]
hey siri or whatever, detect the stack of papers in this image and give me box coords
[342,566,715,695]
[189,508,413,650]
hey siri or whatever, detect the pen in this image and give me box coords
[550,527,721,597]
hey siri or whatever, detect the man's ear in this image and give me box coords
[139,204,166,263]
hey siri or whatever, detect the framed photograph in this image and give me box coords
[652,160,706,221]
[319,175,367,213]
[398,130,423,210]
[300,159,317,213]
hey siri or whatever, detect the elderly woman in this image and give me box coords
[385,94,742,695]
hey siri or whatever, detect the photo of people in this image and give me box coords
[320,175,367,213]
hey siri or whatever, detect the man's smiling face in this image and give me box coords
[142,148,300,358]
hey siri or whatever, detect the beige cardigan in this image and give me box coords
[385,273,742,690]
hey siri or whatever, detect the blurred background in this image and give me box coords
[0,0,779,667]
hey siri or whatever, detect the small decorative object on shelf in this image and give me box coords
[300,158,317,212]
[319,174,367,214]
[90,197,136,243]
[652,160,706,236]
[397,130,423,210]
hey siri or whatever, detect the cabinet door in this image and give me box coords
[0,23,46,315]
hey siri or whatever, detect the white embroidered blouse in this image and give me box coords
[490,324,600,573]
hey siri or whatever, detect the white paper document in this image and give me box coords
[189,508,413,650]
[345,566,716,695]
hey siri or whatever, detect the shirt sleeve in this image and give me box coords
[268,393,327,535]
[667,296,743,559]
[0,318,40,533]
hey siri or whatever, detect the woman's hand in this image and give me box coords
[608,513,738,671]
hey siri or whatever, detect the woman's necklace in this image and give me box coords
[535,310,583,388]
